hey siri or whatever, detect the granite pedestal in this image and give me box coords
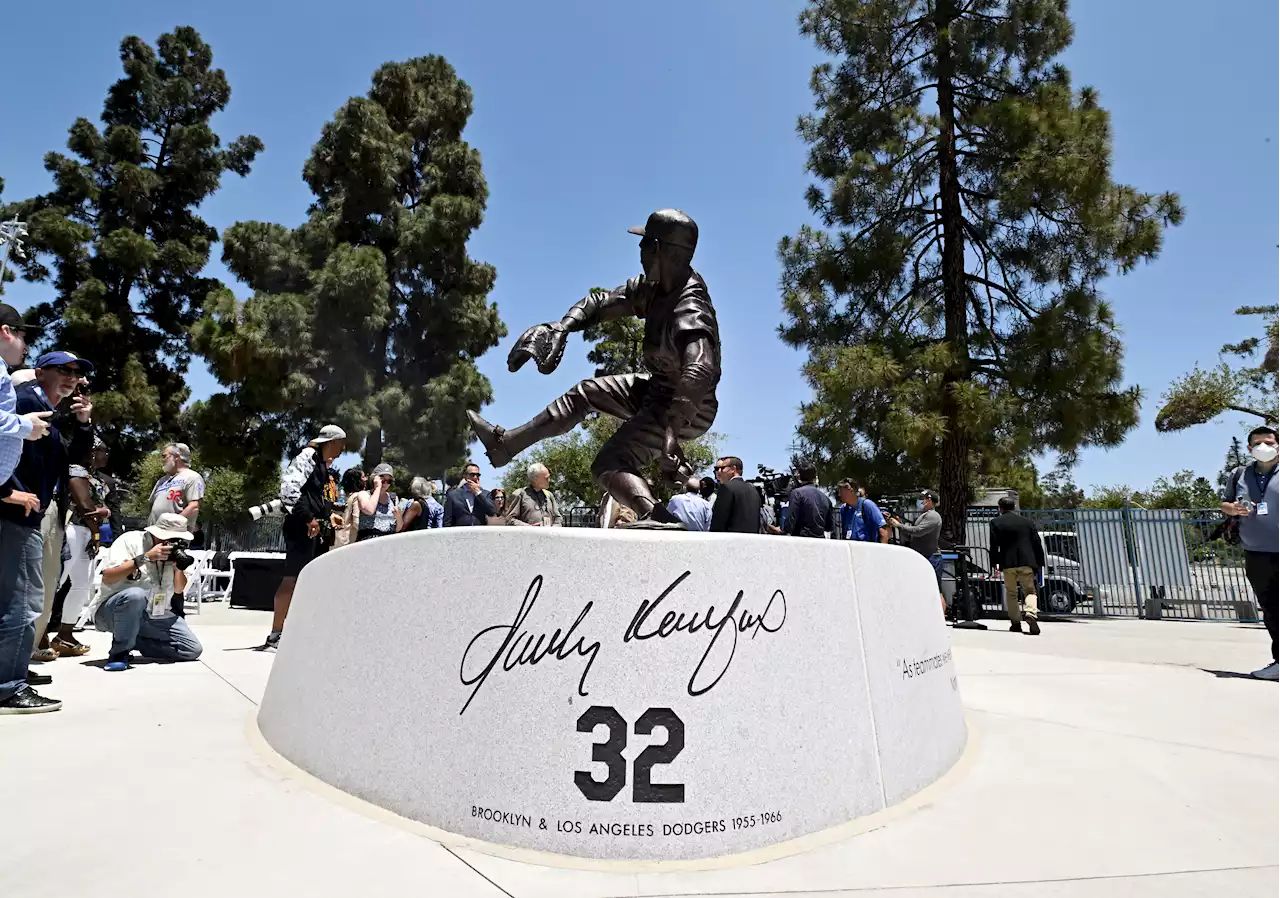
[256,528,965,862]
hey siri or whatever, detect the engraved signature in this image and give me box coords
[458,575,601,715]
[623,570,786,696]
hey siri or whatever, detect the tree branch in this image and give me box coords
[1226,403,1276,421]
[883,83,939,108]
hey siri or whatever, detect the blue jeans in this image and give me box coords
[0,519,44,701]
[94,587,203,662]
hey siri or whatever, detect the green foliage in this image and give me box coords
[1036,463,1085,509]
[1156,305,1278,431]
[1082,469,1218,509]
[500,416,720,507]
[1218,437,1248,491]
[1,27,261,474]
[191,55,504,478]
[124,442,278,530]
[582,316,646,377]
[782,0,1181,536]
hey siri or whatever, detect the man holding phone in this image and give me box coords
[0,307,61,714]
[443,461,496,527]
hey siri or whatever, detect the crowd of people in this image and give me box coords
[0,303,217,714]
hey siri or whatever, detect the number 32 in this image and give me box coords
[574,706,685,803]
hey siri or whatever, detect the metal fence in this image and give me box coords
[961,507,1258,622]
[205,517,286,553]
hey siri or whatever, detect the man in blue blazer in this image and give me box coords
[442,461,496,527]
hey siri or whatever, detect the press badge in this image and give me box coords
[1257,501,1269,516]
[148,591,169,619]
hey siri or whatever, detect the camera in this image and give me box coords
[248,498,290,521]
[750,465,796,500]
[162,540,195,571]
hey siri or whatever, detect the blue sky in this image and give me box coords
[1,0,1275,495]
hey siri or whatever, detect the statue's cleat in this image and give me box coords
[467,410,513,468]
[620,501,686,530]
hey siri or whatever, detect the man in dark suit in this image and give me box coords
[442,461,496,527]
[989,496,1046,635]
[710,456,762,534]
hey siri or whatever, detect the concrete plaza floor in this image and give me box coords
[2,607,1275,897]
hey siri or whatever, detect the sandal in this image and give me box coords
[30,647,58,663]
[52,637,90,657]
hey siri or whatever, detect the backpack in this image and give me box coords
[1212,464,1252,546]
[843,498,878,541]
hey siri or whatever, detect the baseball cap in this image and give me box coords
[35,350,94,374]
[371,462,394,478]
[313,424,347,444]
[0,304,43,337]
[920,489,940,505]
[145,512,193,542]
[627,209,698,252]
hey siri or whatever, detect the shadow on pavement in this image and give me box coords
[1199,668,1269,681]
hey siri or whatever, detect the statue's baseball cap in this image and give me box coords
[0,304,43,337]
[35,350,94,374]
[627,209,698,252]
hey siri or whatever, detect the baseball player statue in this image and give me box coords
[467,209,720,527]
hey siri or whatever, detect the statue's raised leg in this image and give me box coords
[468,374,648,468]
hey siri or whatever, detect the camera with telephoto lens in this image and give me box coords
[247,498,290,521]
[750,465,797,499]
[161,540,195,571]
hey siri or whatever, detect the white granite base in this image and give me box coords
[257,528,965,862]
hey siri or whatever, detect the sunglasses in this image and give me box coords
[50,364,85,377]
[713,465,731,472]
[464,471,481,479]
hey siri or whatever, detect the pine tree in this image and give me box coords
[1217,436,1248,491]
[0,27,262,471]
[191,56,504,477]
[1156,305,1278,432]
[781,0,1182,536]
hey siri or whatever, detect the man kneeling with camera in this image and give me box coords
[82,512,202,671]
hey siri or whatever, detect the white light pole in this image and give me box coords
[0,217,29,288]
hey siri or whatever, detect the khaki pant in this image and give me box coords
[1003,566,1039,622]
[32,503,65,643]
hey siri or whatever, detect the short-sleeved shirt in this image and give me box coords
[85,530,179,622]
[841,498,887,541]
[148,469,205,524]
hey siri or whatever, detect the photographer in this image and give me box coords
[84,513,201,671]
[259,425,347,652]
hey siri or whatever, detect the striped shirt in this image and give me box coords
[0,359,33,496]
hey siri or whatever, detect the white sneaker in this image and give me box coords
[1250,661,1279,681]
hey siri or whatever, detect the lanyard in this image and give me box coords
[1254,464,1277,498]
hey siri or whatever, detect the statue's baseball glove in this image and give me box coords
[507,322,568,375]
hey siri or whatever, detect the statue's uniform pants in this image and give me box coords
[517,374,717,481]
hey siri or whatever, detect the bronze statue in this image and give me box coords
[467,209,720,526]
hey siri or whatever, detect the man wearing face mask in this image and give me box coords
[467,210,719,527]
[891,490,943,558]
[1222,425,1279,680]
